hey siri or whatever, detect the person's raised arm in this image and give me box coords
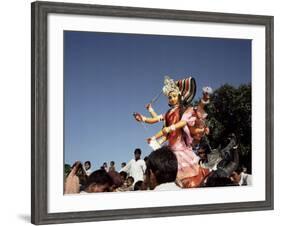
[146,103,159,118]
[161,120,188,135]
[64,161,81,194]
[146,119,187,146]
[133,112,163,124]
[69,161,82,176]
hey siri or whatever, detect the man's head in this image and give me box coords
[204,172,236,187]
[134,181,146,191]
[121,162,126,168]
[108,171,122,191]
[84,161,91,170]
[198,141,211,155]
[110,161,115,167]
[143,156,148,162]
[134,148,142,160]
[145,146,178,190]
[119,171,128,184]
[127,176,134,187]
[230,167,243,184]
[85,170,113,192]
[197,148,207,159]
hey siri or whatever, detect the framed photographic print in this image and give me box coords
[31,1,274,225]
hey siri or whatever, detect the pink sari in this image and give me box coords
[164,106,200,180]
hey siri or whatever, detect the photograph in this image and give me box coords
[31,1,273,224]
[63,31,252,194]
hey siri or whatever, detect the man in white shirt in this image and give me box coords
[231,168,252,186]
[145,146,181,191]
[120,148,146,184]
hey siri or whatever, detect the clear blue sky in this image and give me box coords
[64,31,251,171]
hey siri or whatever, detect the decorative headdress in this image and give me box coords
[176,77,196,105]
[162,76,181,96]
[163,76,197,106]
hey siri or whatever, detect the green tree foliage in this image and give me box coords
[64,163,72,179]
[205,84,251,172]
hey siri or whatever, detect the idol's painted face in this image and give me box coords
[168,91,179,106]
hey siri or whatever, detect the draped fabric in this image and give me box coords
[164,106,200,179]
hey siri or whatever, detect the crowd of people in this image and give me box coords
[65,142,251,194]
[64,76,252,194]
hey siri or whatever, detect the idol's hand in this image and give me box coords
[162,127,171,135]
[145,103,152,110]
[133,112,144,122]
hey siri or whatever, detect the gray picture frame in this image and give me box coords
[31,1,274,225]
